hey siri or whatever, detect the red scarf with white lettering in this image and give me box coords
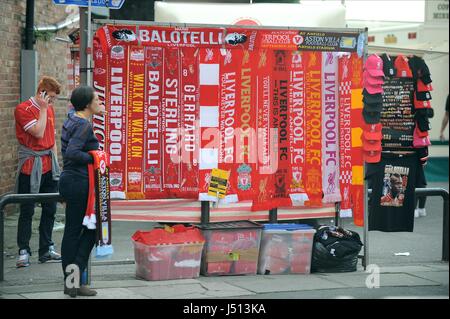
[350,53,365,227]
[304,51,323,207]
[322,52,342,204]
[143,46,167,199]
[126,45,145,199]
[338,54,353,217]
[179,47,200,199]
[86,150,112,249]
[288,51,309,207]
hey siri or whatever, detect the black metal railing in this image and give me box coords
[0,193,63,282]
[1,188,448,281]
[362,187,449,267]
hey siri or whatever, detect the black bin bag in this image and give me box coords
[311,226,363,273]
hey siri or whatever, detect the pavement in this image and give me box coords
[0,182,448,300]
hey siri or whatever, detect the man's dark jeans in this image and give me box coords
[59,171,96,279]
[17,171,57,257]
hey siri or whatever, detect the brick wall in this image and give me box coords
[0,0,79,196]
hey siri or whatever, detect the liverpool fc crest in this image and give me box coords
[237,164,252,191]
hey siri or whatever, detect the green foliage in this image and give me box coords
[34,30,55,42]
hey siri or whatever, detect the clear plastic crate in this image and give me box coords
[133,240,204,281]
[197,221,263,276]
[258,224,316,275]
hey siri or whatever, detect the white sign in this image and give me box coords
[425,0,449,24]
[155,2,346,28]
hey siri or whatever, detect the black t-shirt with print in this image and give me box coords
[366,152,418,232]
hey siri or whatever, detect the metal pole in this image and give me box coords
[25,0,35,50]
[362,28,369,271]
[79,7,88,86]
[269,208,277,223]
[443,195,449,262]
[87,0,92,86]
[335,202,340,227]
[0,207,4,282]
[201,201,210,224]
[363,179,369,270]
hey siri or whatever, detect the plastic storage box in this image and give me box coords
[132,225,205,281]
[258,224,316,275]
[196,221,263,276]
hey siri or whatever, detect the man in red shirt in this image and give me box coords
[14,76,62,267]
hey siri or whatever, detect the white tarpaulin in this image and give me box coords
[155,2,346,28]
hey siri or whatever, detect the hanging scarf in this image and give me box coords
[87,150,114,257]
[288,51,309,206]
[338,53,353,217]
[350,53,365,227]
[322,52,342,204]
[304,51,323,207]
[126,45,146,199]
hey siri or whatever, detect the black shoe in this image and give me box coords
[39,245,62,263]
[64,285,77,298]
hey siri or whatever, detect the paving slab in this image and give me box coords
[91,278,201,289]
[0,294,27,299]
[0,283,63,295]
[406,271,449,285]
[127,284,206,299]
[214,274,344,293]
[426,264,449,272]
[21,288,148,299]
[325,273,441,288]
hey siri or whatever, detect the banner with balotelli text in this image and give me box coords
[93,24,364,219]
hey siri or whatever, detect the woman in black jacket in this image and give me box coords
[59,85,105,297]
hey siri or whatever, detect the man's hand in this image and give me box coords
[35,91,50,110]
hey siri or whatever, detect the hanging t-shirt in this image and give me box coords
[366,152,418,232]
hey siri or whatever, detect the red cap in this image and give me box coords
[363,80,384,94]
[417,78,433,92]
[414,95,432,109]
[363,123,383,133]
[364,55,385,77]
[363,130,382,141]
[363,150,381,163]
[415,123,429,138]
[394,55,413,78]
[362,137,382,151]
[363,70,384,85]
[413,128,431,148]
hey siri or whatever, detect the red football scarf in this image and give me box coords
[87,150,113,257]
[272,50,291,207]
[216,48,242,203]
[143,46,166,199]
[350,53,365,226]
[304,51,323,207]
[322,52,341,204]
[179,47,200,199]
[288,51,309,206]
[108,44,128,199]
[198,48,221,201]
[162,47,181,197]
[252,49,276,211]
[338,53,353,217]
[236,49,258,202]
[126,45,145,199]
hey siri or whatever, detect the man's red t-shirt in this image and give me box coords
[15,97,56,175]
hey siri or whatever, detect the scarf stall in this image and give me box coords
[93,24,367,225]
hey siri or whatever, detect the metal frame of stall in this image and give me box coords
[90,19,370,265]
[0,22,371,283]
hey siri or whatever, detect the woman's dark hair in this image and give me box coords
[70,85,95,111]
